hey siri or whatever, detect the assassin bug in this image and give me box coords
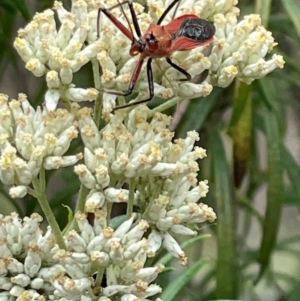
[98,0,216,110]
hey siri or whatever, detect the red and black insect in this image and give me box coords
[98,0,216,109]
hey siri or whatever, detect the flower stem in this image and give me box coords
[92,58,103,128]
[72,184,89,231]
[148,96,184,117]
[31,170,66,250]
[127,178,135,218]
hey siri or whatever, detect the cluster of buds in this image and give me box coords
[0,93,82,198]
[208,13,285,86]
[0,0,286,300]
[13,0,284,112]
[13,1,100,110]
[0,212,163,300]
[75,105,216,263]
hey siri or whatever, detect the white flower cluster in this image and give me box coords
[76,105,216,264]
[14,0,284,111]
[208,13,285,86]
[14,1,100,110]
[0,93,82,198]
[0,212,164,300]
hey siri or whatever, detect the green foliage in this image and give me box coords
[0,0,299,300]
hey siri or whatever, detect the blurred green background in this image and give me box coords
[0,0,299,301]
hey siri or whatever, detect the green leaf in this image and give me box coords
[62,205,74,235]
[281,145,300,206]
[209,127,237,298]
[255,0,272,26]
[160,257,210,301]
[256,79,284,278]
[229,81,253,187]
[109,214,129,229]
[288,280,300,301]
[281,0,300,39]
[176,88,221,137]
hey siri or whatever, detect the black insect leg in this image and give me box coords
[166,58,191,81]
[157,0,181,25]
[113,58,154,110]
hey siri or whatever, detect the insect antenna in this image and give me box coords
[115,0,136,39]
[97,0,142,40]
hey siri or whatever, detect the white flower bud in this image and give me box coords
[9,186,28,198]
[91,251,110,266]
[74,164,96,189]
[136,264,164,283]
[60,62,73,85]
[44,154,82,169]
[147,231,162,257]
[123,238,147,260]
[46,70,60,89]
[11,274,31,287]
[0,277,13,290]
[45,89,60,111]
[9,285,24,297]
[104,188,129,203]
[75,212,95,244]
[66,87,98,102]
[109,238,123,263]
[162,232,187,264]
[121,294,140,301]
[113,214,135,240]
[13,38,34,63]
[25,58,46,77]
[30,278,44,290]
[85,190,106,212]
[87,233,109,253]
[122,220,149,245]
[171,224,197,236]
[7,258,24,275]
[65,230,87,252]
[95,165,110,188]
[178,82,213,98]
[97,51,117,74]
[24,245,42,277]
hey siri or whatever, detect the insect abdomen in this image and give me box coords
[176,18,215,41]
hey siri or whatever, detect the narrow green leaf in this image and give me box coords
[256,85,284,279]
[229,81,253,187]
[281,145,300,205]
[281,0,300,39]
[13,0,31,20]
[62,205,74,235]
[255,0,272,26]
[209,128,237,298]
[176,88,221,137]
[160,257,210,301]
[287,282,300,301]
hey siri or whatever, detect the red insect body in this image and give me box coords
[98,0,215,109]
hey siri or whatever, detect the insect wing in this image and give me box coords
[171,35,213,51]
[164,14,199,33]
[171,17,216,51]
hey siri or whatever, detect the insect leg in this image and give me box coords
[97,7,134,40]
[113,58,154,110]
[106,58,144,100]
[166,58,191,81]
